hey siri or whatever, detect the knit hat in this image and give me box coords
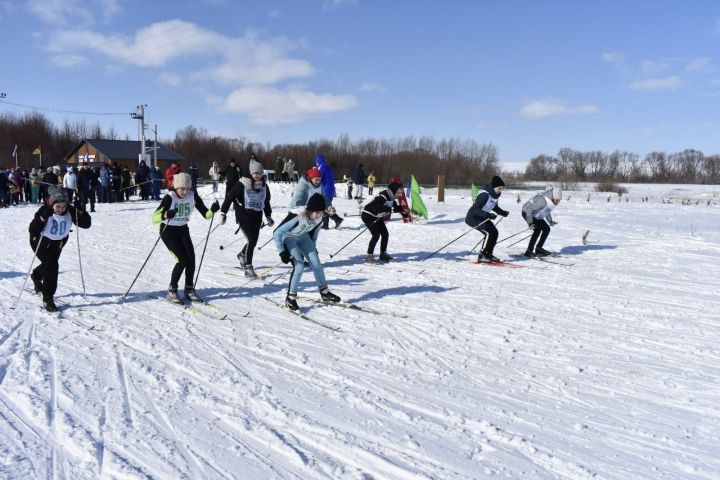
[48,186,68,205]
[173,173,192,189]
[388,182,403,194]
[249,159,264,175]
[307,167,321,180]
[552,187,562,202]
[306,193,326,212]
[491,176,505,188]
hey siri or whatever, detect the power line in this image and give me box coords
[0,99,129,116]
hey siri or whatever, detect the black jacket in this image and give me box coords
[465,184,508,227]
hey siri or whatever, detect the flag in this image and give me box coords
[11,144,17,158]
[32,146,41,155]
[410,175,428,219]
[471,183,479,201]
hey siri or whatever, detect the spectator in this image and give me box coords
[189,164,199,192]
[353,163,366,199]
[208,161,221,193]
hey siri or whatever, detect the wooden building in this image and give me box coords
[65,139,185,171]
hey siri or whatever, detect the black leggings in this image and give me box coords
[161,225,195,289]
[362,213,388,254]
[238,213,262,265]
[30,237,63,300]
[478,222,499,254]
[527,219,550,251]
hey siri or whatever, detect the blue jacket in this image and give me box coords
[316,154,336,200]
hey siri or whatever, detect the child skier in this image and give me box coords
[361,181,410,263]
[464,175,509,262]
[273,193,340,311]
[28,186,92,312]
[218,158,274,278]
[152,172,219,303]
[521,187,562,257]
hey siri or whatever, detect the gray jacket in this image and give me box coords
[522,190,556,226]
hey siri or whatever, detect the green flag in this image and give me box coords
[410,175,429,219]
[471,183,479,201]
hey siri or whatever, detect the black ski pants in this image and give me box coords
[237,210,263,265]
[161,225,195,289]
[30,236,64,301]
[477,221,498,255]
[362,213,389,254]
[527,219,551,252]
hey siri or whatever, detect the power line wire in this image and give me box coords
[0,99,129,116]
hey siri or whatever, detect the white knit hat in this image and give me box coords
[249,159,264,175]
[552,187,562,202]
[173,173,192,189]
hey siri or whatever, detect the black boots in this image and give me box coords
[285,294,299,311]
[320,287,341,303]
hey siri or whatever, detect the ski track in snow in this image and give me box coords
[1,183,720,479]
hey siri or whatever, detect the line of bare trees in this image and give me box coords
[525,147,720,184]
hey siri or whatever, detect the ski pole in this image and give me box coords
[194,210,216,286]
[421,218,490,261]
[496,227,531,245]
[219,225,243,250]
[12,234,45,310]
[329,226,368,258]
[256,236,274,251]
[74,206,87,297]
[122,227,167,300]
[506,233,533,249]
[470,217,503,253]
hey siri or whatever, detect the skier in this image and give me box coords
[28,186,92,312]
[289,166,336,235]
[273,193,341,311]
[361,181,410,263]
[521,187,562,257]
[218,158,274,278]
[152,172,219,303]
[315,154,343,229]
[464,175,509,263]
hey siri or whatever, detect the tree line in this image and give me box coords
[525,147,720,184]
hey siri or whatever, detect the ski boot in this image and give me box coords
[334,218,343,229]
[320,287,341,303]
[244,265,258,279]
[31,270,43,294]
[365,254,378,264]
[184,286,203,302]
[237,249,247,268]
[285,293,299,311]
[523,250,535,258]
[482,251,500,262]
[167,285,183,304]
[535,247,551,257]
[379,252,394,262]
[43,297,58,313]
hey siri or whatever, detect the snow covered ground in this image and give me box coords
[1,182,719,479]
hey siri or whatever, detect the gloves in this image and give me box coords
[500,210,509,217]
[550,220,558,226]
[528,223,535,230]
[210,200,220,213]
[279,250,292,264]
[165,208,177,220]
[266,216,275,227]
[488,213,497,220]
[326,206,337,216]
[219,213,226,225]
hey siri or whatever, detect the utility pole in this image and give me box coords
[130,104,148,168]
[146,124,159,168]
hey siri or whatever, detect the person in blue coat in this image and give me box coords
[316,154,343,229]
[464,175,509,263]
[273,193,340,311]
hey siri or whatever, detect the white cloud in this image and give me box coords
[685,57,713,72]
[28,0,90,25]
[267,9,281,18]
[601,52,624,63]
[218,87,358,125]
[359,82,387,93]
[323,0,358,9]
[97,0,121,23]
[626,76,683,91]
[520,100,600,119]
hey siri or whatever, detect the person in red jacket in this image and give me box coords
[164,162,182,191]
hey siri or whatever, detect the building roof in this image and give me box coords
[68,139,185,162]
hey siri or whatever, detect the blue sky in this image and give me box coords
[1,0,719,171]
